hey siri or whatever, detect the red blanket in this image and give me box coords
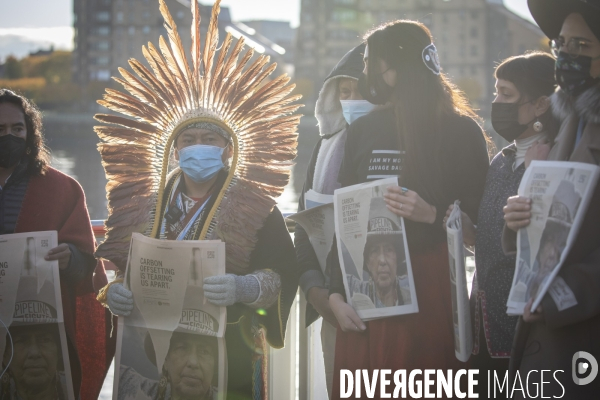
[15,167,115,400]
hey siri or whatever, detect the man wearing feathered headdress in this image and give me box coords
[93,0,301,398]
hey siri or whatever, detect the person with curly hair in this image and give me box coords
[0,89,114,399]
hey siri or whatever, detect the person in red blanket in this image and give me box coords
[0,89,114,399]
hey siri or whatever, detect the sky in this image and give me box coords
[0,0,533,59]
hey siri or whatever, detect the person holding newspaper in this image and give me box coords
[95,1,300,398]
[118,332,219,400]
[502,0,600,397]
[327,20,490,398]
[442,52,558,396]
[0,89,112,399]
[294,42,372,397]
[2,324,69,400]
[103,121,297,399]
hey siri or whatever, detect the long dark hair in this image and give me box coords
[0,89,50,176]
[364,21,490,191]
[495,51,560,140]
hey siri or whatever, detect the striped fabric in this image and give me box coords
[0,163,29,234]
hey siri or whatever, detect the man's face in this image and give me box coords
[4,326,59,391]
[366,240,398,291]
[164,335,216,399]
[539,240,561,274]
[0,103,27,139]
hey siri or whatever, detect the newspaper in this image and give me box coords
[445,201,473,362]
[113,233,227,400]
[287,189,334,277]
[334,177,418,321]
[0,231,76,400]
[506,161,600,315]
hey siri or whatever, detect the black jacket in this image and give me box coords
[330,107,490,297]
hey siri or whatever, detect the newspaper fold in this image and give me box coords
[334,177,418,321]
[0,231,75,400]
[507,161,600,315]
[287,202,334,276]
[113,233,227,400]
[446,201,473,362]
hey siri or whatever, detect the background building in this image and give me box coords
[241,20,296,66]
[73,0,113,84]
[73,0,293,107]
[294,0,548,120]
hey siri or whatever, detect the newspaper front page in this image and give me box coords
[507,161,600,315]
[287,189,334,277]
[0,231,75,400]
[445,201,473,362]
[334,177,418,321]
[113,233,227,400]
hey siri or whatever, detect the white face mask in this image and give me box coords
[340,99,377,125]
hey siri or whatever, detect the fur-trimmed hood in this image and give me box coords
[551,81,600,125]
[315,43,365,137]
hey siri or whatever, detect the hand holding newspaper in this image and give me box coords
[445,201,473,362]
[113,233,227,400]
[334,177,418,321]
[0,231,76,400]
[506,161,600,315]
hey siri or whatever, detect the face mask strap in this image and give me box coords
[513,98,539,128]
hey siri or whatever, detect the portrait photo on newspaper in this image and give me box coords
[112,234,227,400]
[334,177,418,321]
[114,323,226,400]
[0,231,75,400]
[507,161,600,315]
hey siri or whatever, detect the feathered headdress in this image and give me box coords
[94,0,301,273]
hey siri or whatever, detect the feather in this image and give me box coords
[216,47,254,115]
[202,0,221,108]
[158,0,194,104]
[159,36,191,108]
[128,59,174,115]
[212,35,245,107]
[208,33,233,109]
[190,0,201,104]
[144,43,186,112]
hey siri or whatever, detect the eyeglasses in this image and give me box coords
[550,37,593,59]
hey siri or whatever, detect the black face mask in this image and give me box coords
[358,72,393,105]
[0,135,26,168]
[491,102,533,142]
[555,51,600,97]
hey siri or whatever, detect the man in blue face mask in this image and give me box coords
[106,122,297,397]
[172,122,233,215]
[95,1,301,397]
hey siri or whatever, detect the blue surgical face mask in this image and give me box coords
[340,99,377,125]
[178,144,226,183]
